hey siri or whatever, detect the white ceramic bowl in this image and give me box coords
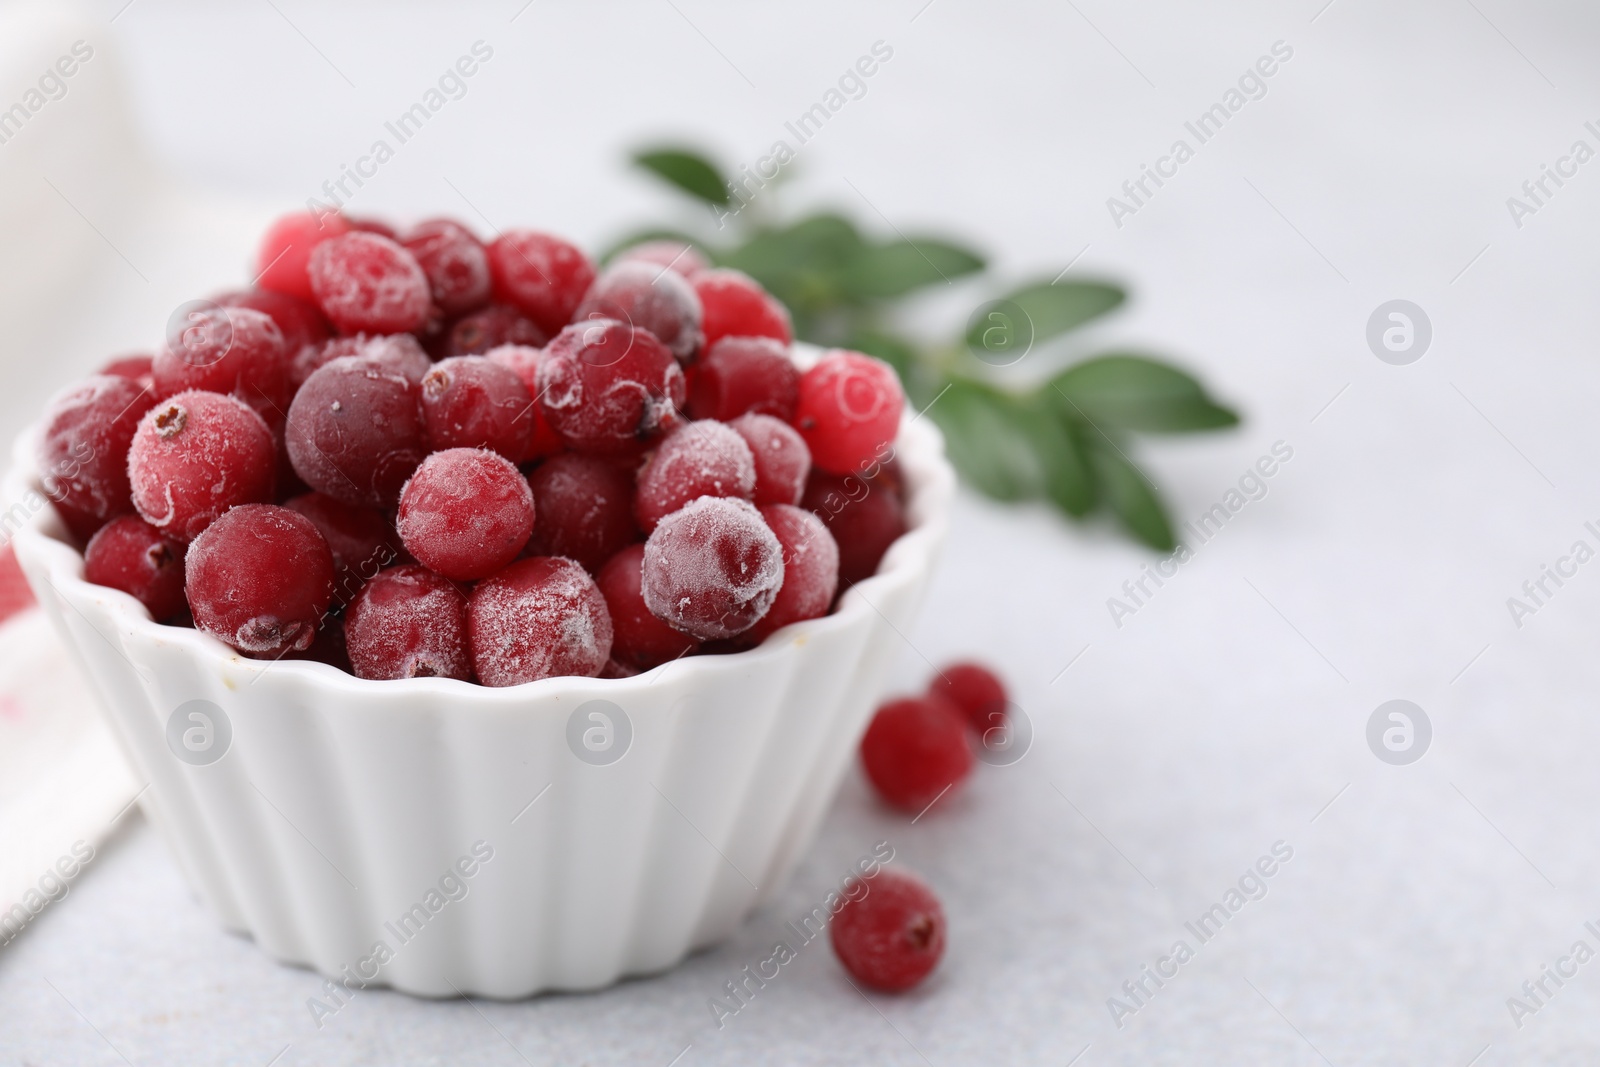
[6,375,953,998]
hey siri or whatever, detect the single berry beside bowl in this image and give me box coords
[830,867,946,992]
[859,695,973,813]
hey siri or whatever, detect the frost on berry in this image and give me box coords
[487,229,594,336]
[83,515,187,621]
[596,543,698,670]
[396,448,535,582]
[686,336,799,421]
[345,564,472,681]
[438,303,548,358]
[185,504,335,657]
[153,304,292,425]
[633,420,756,533]
[402,218,491,316]
[293,332,430,390]
[575,261,704,363]
[523,452,639,573]
[830,866,947,992]
[420,356,536,462]
[308,231,431,335]
[535,319,685,455]
[614,239,710,278]
[741,504,838,644]
[255,210,353,302]
[285,356,428,509]
[640,496,784,641]
[692,268,793,351]
[467,556,614,686]
[127,390,276,542]
[37,374,154,524]
[729,413,810,506]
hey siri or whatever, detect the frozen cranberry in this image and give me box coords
[290,618,351,670]
[255,210,352,302]
[186,504,335,657]
[37,375,154,523]
[484,344,564,459]
[401,218,491,316]
[127,391,276,542]
[437,303,548,358]
[215,287,330,360]
[596,544,699,670]
[741,505,838,644]
[641,496,783,641]
[830,867,946,992]
[420,356,536,461]
[467,556,613,686]
[803,470,907,587]
[347,216,398,240]
[285,356,427,509]
[523,452,639,572]
[930,662,1009,736]
[860,695,972,813]
[633,421,755,533]
[283,492,403,604]
[83,516,186,621]
[615,239,711,278]
[100,354,153,382]
[152,305,291,425]
[536,320,685,455]
[686,336,799,421]
[794,350,903,476]
[308,232,431,335]
[575,261,703,363]
[487,229,594,336]
[345,564,472,681]
[396,448,534,581]
[294,333,431,389]
[729,413,810,506]
[692,269,792,352]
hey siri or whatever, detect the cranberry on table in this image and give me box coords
[397,448,534,582]
[523,452,639,572]
[930,661,1009,735]
[640,496,784,641]
[535,319,685,455]
[729,413,810,506]
[283,492,403,601]
[437,303,548,358]
[467,556,614,686]
[692,269,793,351]
[307,232,431,335]
[741,504,838,644]
[596,543,699,671]
[345,564,472,681]
[420,356,536,461]
[214,288,330,364]
[802,469,907,586]
[127,390,276,542]
[153,305,291,425]
[830,867,947,992]
[185,503,335,657]
[574,261,703,363]
[37,374,154,524]
[285,355,428,509]
[402,218,491,316]
[255,210,353,303]
[615,239,710,278]
[83,516,186,621]
[794,350,903,476]
[633,421,756,533]
[484,344,564,459]
[487,229,595,336]
[686,336,799,421]
[859,695,973,813]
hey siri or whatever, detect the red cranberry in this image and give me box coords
[128,390,276,542]
[467,556,613,685]
[640,496,784,641]
[830,867,946,992]
[185,504,335,656]
[692,269,792,351]
[345,564,472,681]
[83,515,187,621]
[860,695,973,813]
[802,470,907,586]
[728,413,810,506]
[100,354,153,382]
[283,492,403,604]
[484,344,564,459]
[285,356,428,509]
[595,544,699,670]
[37,375,154,523]
[686,336,799,421]
[437,303,548,358]
[308,232,431,335]
[420,356,535,462]
[614,239,710,278]
[293,333,431,390]
[397,448,535,582]
[153,305,291,425]
[633,421,755,533]
[536,320,685,455]
[794,350,903,476]
[930,662,1009,736]
[402,218,491,316]
[523,452,639,572]
[575,261,703,363]
[214,288,331,366]
[487,229,594,336]
[255,210,352,302]
[347,216,399,239]
[742,504,838,644]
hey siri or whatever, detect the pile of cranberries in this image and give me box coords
[38,212,911,685]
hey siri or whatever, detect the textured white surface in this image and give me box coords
[3,0,1600,1064]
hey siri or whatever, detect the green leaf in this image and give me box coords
[841,238,985,299]
[926,379,1043,502]
[1084,440,1175,550]
[631,148,730,205]
[967,280,1124,353]
[1050,353,1239,433]
[722,214,867,317]
[1013,394,1094,516]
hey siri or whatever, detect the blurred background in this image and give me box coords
[5,1,1600,1064]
